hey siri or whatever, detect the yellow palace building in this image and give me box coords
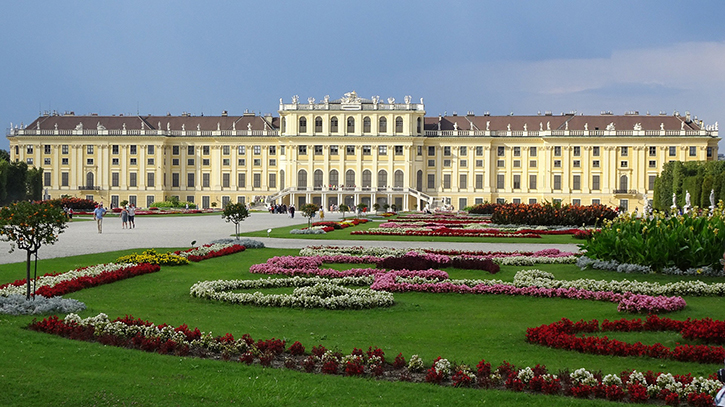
[6,91,720,211]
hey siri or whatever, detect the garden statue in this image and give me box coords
[643,193,651,217]
[710,189,716,211]
[671,192,677,210]
[683,190,691,213]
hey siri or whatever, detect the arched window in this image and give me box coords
[314,169,323,190]
[297,169,307,189]
[395,117,403,133]
[331,117,339,133]
[379,117,387,133]
[394,170,404,188]
[86,172,95,188]
[299,117,307,133]
[362,170,372,190]
[279,170,285,190]
[347,117,355,133]
[315,116,323,132]
[345,169,355,188]
[619,175,628,191]
[417,117,422,134]
[329,169,339,188]
[377,170,387,189]
[416,170,423,191]
[363,117,371,133]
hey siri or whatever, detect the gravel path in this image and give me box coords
[0,212,581,265]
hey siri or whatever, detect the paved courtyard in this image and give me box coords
[0,212,581,265]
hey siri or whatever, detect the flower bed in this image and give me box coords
[0,263,158,297]
[174,243,246,262]
[526,316,725,365]
[28,313,723,404]
[116,249,189,266]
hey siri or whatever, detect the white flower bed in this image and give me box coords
[176,243,237,258]
[0,294,86,315]
[190,276,393,309]
[0,263,137,297]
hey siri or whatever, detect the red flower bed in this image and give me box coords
[526,316,725,364]
[174,244,246,262]
[33,263,161,297]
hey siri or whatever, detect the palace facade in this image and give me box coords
[6,91,720,211]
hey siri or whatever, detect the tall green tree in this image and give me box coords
[0,149,9,162]
[0,159,8,205]
[0,201,68,299]
[26,166,44,201]
[5,161,28,203]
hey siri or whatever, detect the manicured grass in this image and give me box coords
[238,219,579,244]
[0,248,722,406]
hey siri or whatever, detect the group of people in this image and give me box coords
[91,203,136,233]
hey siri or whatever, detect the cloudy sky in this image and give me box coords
[2,1,724,151]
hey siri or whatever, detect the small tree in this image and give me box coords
[0,201,68,299]
[390,203,398,212]
[338,204,349,219]
[300,203,319,228]
[221,202,250,240]
[372,203,380,214]
[356,203,368,217]
[382,203,390,213]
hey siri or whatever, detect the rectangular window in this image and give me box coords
[707,147,713,158]
[529,198,537,204]
[346,145,355,154]
[427,173,435,189]
[238,173,246,188]
[417,146,422,156]
[148,145,155,155]
[314,145,323,155]
[222,173,230,188]
[130,145,137,155]
[553,160,561,168]
[254,145,262,155]
[689,146,697,156]
[44,158,51,166]
[529,160,537,168]
[572,175,581,190]
[459,174,467,189]
[202,146,210,155]
[513,174,521,189]
[253,159,261,166]
[148,158,154,165]
[280,146,285,155]
[237,145,246,155]
[112,145,119,154]
[496,174,505,189]
[26,158,33,165]
[554,146,561,156]
[443,146,451,156]
[529,174,537,190]
[202,159,209,166]
[475,198,484,205]
[238,159,246,166]
[43,172,51,187]
[187,173,195,188]
[573,160,580,168]
[378,145,387,155]
[497,146,505,156]
[268,173,276,188]
[669,146,676,156]
[147,172,155,187]
[363,146,371,155]
[460,159,467,167]
[476,160,483,167]
[428,146,436,156]
[187,146,194,155]
[394,145,403,155]
[173,146,180,155]
[649,160,656,168]
[459,146,467,156]
[443,159,451,167]
[61,172,69,186]
[648,175,656,190]
[649,146,657,156]
[253,174,261,188]
[592,199,601,205]
[497,159,505,168]
[553,174,562,190]
[476,146,483,156]
[188,158,194,166]
[222,158,230,166]
[129,172,137,187]
[592,160,600,168]
[112,172,119,187]
[269,159,276,166]
[620,161,628,168]
[130,158,137,165]
[513,147,521,157]
[475,174,483,189]
[86,158,93,165]
[330,145,339,155]
[443,174,451,189]
[529,146,537,156]
[459,198,467,209]
[428,159,435,167]
[593,146,600,156]
[513,160,521,168]
[172,173,180,187]
[222,145,230,155]
[86,145,94,154]
[592,175,600,190]
[62,158,69,165]
[202,173,210,188]
[573,146,581,156]
[620,146,628,156]
[269,146,276,155]
[572,199,581,206]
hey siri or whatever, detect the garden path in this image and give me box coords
[0,212,580,265]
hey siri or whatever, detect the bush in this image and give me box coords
[209,238,265,249]
[46,197,98,210]
[467,203,497,215]
[0,294,86,315]
[491,203,617,226]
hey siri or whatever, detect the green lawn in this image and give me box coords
[0,248,721,406]
[238,219,580,244]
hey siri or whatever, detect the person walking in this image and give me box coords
[120,205,129,229]
[128,204,136,228]
[93,204,107,234]
[289,204,295,218]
